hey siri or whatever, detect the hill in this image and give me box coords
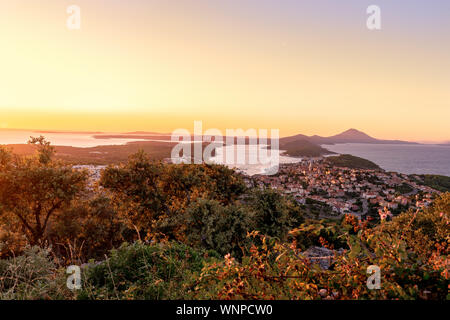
[6,142,175,165]
[410,174,450,192]
[281,139,335,157]
[5,141,218,165]
[325,154,381,170]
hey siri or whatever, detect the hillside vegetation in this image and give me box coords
[325,154,381,170]
[412,174,450,193]
[281,139,335,157]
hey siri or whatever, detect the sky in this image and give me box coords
[0,0,449,142]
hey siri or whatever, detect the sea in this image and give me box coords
[0,129,148,148]
[208,144,302,176]
[323,143,450,177]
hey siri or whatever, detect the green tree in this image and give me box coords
[0,140,88,248]
[100,151,246,240]
[249,188,305,240]
[183,199,255,257]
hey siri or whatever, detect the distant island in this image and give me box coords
[279,128,422,158]
[280,128,418,146]
[280,139,336,157]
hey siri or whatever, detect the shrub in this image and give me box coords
[47,196,128,263]
[0,246,70,300]
[249,188,304,241]
[183,199,255,258]
[99,152,247,240]
[191,194,449,300]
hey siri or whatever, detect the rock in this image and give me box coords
[303,246,343,270]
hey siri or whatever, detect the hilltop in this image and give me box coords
[325,154,381,170]
[280,139,335,157]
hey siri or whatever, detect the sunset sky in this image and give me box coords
[1,0,449,142]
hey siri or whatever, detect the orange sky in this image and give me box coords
[0,1,449,141]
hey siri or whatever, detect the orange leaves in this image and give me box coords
[192,193,450,300]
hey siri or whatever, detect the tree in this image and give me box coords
[100,151,246,240]
[47,196,127,262]
[28,135,56,165]
[0,140,88,248]
[183,199,255,257]
[249,188,305,240]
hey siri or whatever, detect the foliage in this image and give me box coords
[325,154,380,170]
[28,136,56,165]
[79,241,217,300]
[0,142,88,250]
[0,246,71,300]
[413,174,450,193]
[182,199,254,258]
[46,196,128,264]
[289,218,349,250]
[99,151,246,240]
[249,188,304,240]
[282,139,334,157]
[395,183,414,195]
[191,194,449,300]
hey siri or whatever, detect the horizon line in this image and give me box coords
[0,127,448,145]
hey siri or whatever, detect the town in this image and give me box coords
[244,159,440,221]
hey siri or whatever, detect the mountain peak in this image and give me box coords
[334,129,373,139]
[341,128,367,135]
[343,128,363,134]
[323,128,378,143]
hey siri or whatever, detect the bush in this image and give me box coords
[99,152,247,240]
[192,194,449,300]
[289,218,349,250]
[250,188,305,240]
[183,199,255,258]
[47,196,128,263]
[0,246,70,300]
[79,241,218,300]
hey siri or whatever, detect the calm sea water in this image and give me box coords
[323,143,450,177]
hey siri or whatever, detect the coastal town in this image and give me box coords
[244,159,441,221]
[75,156,442,223]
